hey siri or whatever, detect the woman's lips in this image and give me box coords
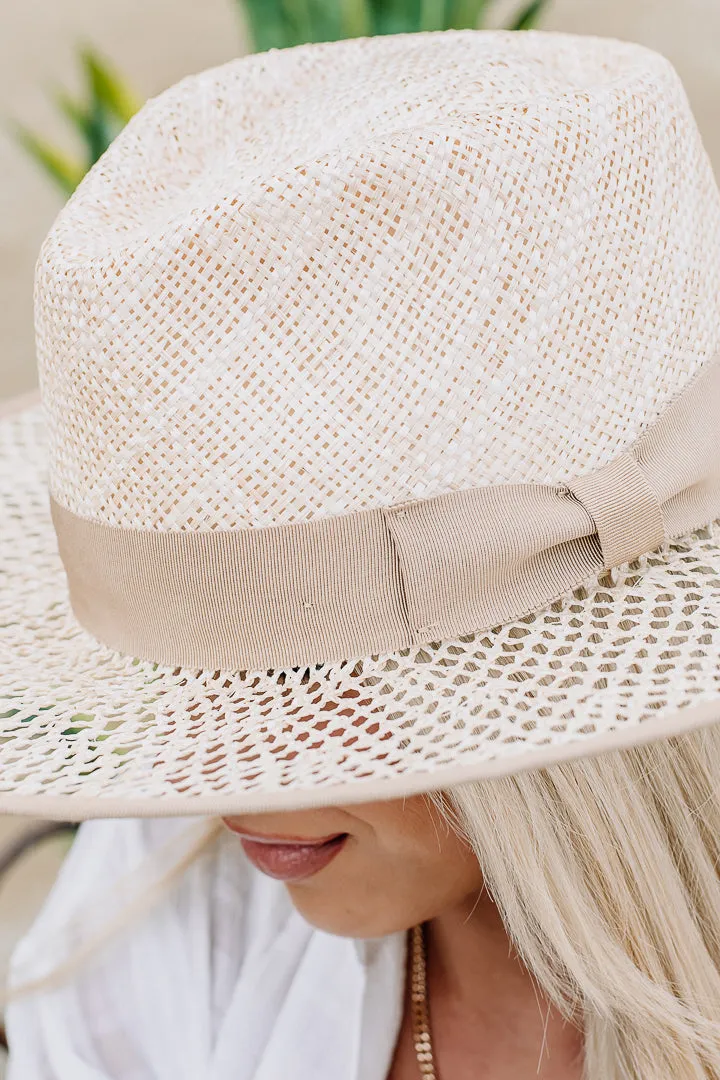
[224,824,349,881]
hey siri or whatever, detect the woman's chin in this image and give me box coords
[284,882,406,939]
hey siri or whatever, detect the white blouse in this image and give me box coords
[5,818,407,1080]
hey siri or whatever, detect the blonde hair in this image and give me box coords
[7,725,720,1079]
[445,724,720,1079]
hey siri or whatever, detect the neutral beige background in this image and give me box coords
[1,0,720,402]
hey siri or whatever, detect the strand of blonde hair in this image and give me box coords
[444,725,720,1079]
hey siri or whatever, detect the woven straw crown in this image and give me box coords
[1,28,720,817]
[37,30,720,529]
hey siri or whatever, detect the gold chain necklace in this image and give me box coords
[410,922,437,1079]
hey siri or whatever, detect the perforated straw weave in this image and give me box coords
[2,29,720,818]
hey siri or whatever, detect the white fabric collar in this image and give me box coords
[6,818,409,1080]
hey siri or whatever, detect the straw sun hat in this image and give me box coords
[1,28,720,820]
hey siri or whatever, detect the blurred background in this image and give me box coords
[0,0,719,1066]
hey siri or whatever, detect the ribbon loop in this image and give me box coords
[567,452,665,569]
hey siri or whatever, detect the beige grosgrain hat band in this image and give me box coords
[51,355,720,673]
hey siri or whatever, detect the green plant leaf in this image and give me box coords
[81,47,139,124]
[507,0,547,30]
[241,0,372,47]
[447,0,489,29]
[55,84,125,167]
[308,0,366,40]
[279,0,315,44]
[84,96,117,167]
[367,0,423,35]
[239,0,516,42]
[13,45,139,196]
[419,0,447,31]
[239,0,296,50]
[339,0,372,37]
[12,125,85,195]
[55,91,93,144]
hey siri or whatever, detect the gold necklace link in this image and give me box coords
[410,922,437,1079]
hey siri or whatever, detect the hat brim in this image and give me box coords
[2,400,720,821]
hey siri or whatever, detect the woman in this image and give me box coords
[1,27,720,1080]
